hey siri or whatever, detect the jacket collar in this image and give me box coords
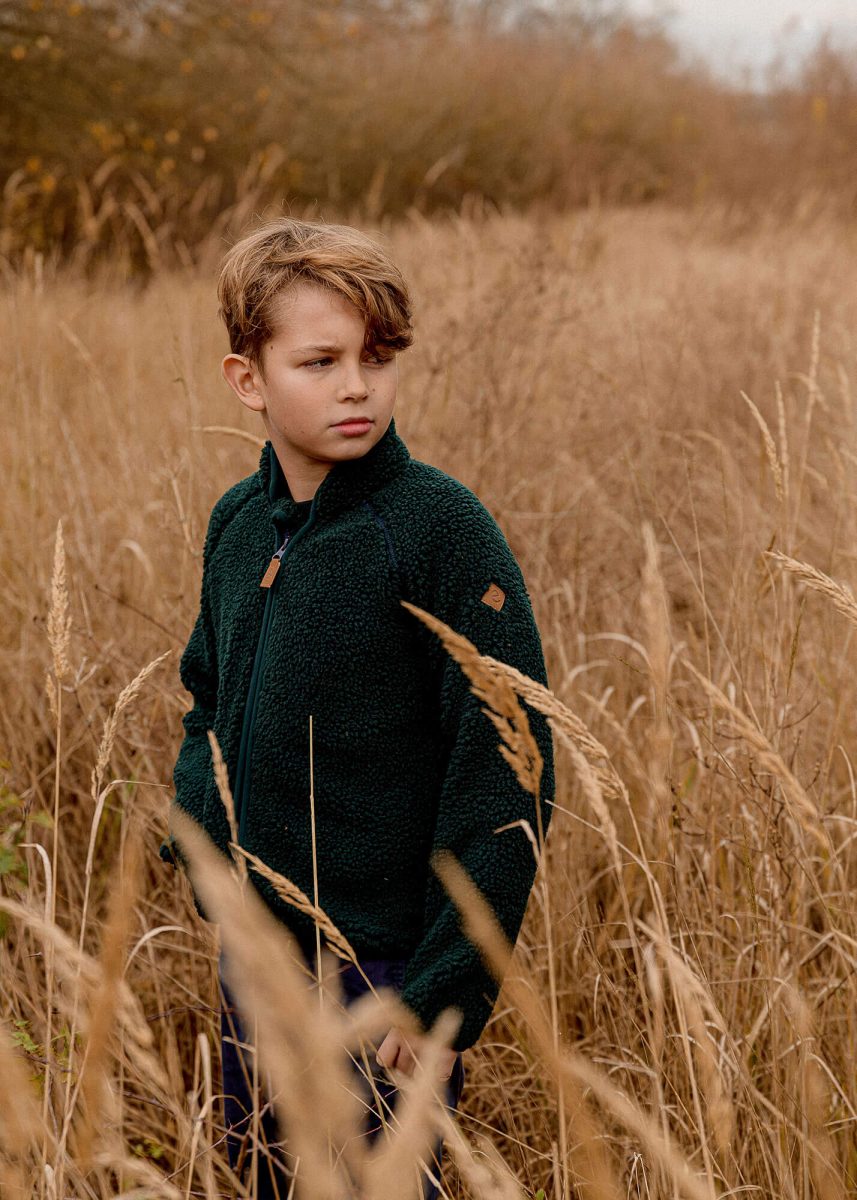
[257,415,411,525]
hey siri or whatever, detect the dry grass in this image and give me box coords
[3,203,857,1196]
[4,3,857,273]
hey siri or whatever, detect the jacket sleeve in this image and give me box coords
[398,500,555,1053]
[159,508,220,876]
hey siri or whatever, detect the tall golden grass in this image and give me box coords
[3,202,857,1196]
[3,0,857,274]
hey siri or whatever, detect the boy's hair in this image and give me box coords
[217,218,414,376]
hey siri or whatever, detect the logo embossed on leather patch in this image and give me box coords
[481,582,506,611]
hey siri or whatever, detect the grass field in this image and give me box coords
[3,202,857,1197]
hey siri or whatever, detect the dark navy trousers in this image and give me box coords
[218,952,465,1199]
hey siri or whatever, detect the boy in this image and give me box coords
[161,217,555,1198]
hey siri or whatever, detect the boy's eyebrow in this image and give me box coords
[291,343,344,354]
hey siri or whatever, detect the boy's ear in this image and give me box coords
[222,353,266,413]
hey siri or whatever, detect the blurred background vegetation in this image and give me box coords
[2,0,856,277]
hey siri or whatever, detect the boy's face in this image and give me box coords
[221,280,398,499]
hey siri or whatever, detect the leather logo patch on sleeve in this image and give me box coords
[481,582,506,611]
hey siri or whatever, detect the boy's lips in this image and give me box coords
[333,417,374,438]
[331,417,372,432]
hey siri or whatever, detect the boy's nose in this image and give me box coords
[339,372,369,401]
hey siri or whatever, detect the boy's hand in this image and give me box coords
[376,1027,457,1081]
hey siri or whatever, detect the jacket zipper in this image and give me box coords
[234,499,319,845]
[259,533,291,588]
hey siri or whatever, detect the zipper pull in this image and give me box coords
[260,532,291,588]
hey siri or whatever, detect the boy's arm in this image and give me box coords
[399,502,555,1054]
[160,510,220,874]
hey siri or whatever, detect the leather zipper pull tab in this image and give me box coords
[260,557,281,588]
[260,532,290,588]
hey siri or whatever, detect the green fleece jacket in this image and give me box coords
[164,416,554,1052]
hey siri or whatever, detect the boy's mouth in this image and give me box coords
[333,417,373,427]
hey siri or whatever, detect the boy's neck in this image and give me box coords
[285,473,326,503]
[269,433,333,503]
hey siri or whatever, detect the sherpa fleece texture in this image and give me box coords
[164,415,555,1052]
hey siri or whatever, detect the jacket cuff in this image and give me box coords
[400,976,492,1053]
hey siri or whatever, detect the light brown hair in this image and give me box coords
[217,217,414,377]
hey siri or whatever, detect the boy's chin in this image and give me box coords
[327,424,386,452]
[332,439,379,460]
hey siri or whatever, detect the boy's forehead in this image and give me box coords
[270,281,366,344]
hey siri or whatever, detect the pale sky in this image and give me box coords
[626,0,857,85]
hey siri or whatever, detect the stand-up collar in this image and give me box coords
[257,416,411,525]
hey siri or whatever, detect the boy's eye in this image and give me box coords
[303,354,392,369]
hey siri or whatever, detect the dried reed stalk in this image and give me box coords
[430,851,714,1200]
[206,729,246,882]
[400,594,664,1197]
[213,758,464,1189]
[184,1032,218,1200]
[62,646,172,1163]
[683,659,829,849]
[90,649,172,806]
[775,380,791,507]
[765,550,857,630]
[73,827,143,1169]
[361,1007,461,1200]
[400,600,543,802]
[232,843,356,966]
[742,391,785,503]
[557,728,622,879]
[46,519,71,685]
[399,598,573,1190]
[558,717,682,1198]
[195,424,267,448]
[174,810,448,1200]
[642,922,736,1169]
[44,668,58,723]
[640,523,673,771]
[43,518,75,1167]
[783,984,846,1200]
[0,896,164,1081]
[791,310,824,544]
[474,652,628,806]
[0,890,176,1199]
[438,1116,524,1200]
